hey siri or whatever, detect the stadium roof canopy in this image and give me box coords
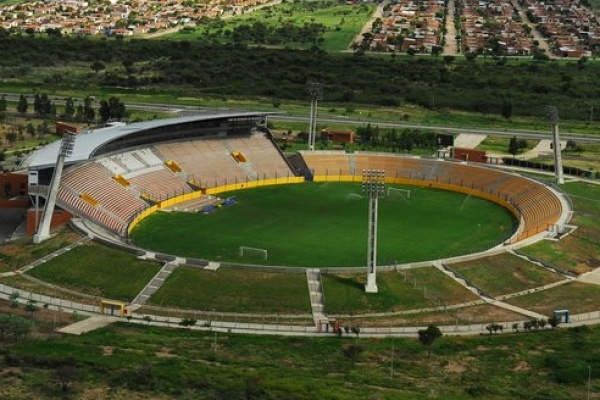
[22,111,269,170]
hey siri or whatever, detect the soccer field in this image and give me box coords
[130,182,517,267]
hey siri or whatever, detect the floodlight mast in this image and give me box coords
[546,106,564,185]
[307,83,323,151]
[33,132,76,244]
[362,169,385,293]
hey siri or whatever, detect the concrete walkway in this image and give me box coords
[306,269,327,326]
[57,315,119,335]
[131,259,180,307]
[520,139,566,160]
[453,133,486,149]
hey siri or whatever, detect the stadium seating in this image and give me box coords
[303,152,562,242]
[155,135,294,188]
[56,135,295,235]
[59,162,147,230]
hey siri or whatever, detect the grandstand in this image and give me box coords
[21,113,569,255]
[301,151,566,243]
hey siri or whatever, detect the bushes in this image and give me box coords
[1,36,600,120]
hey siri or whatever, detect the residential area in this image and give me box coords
[0,0,597,58]
[362,0,599,57]
[0,0,273,36]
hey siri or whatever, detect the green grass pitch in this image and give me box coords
[130,182,516,268]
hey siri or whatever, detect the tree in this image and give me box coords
[418,324,443,357]
[64,97,75,120]
[83,96,95,122]
[5,131,17,147]
[548,315,561,329]
[55,363,79,392]
[179,318,197,328]
[91,61,105,74]
[501,99,513,119]
[508,136,520,157]
[17,94,28,114]
[24,300,39,318]
[0,94,6,112]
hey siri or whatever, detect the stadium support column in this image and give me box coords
[33,132,76,244]
[546,106,564,185]
[307,83,323,151]
[362,169,385,293]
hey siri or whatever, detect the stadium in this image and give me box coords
[6,110,599,334]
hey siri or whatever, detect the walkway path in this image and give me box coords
[18,237,90,274]
[131,258,180,308]
[453,133,486,149]
[306,269,327,327]
[57,315,119,335]
[520,139,566,161]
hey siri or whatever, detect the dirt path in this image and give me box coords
[348,0,390,49]
[513,2,553,57]
[444,0,459,55]
[141,0,283,39]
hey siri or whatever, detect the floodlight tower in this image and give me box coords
[546,106,564,185]
[307,82,323,151]
[362,169,385,293]
[33,132,76,244]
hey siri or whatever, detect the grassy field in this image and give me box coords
[26,243,161,301]
[323,267,479,314]
[150,266,311,314]
[131,182,516,267]
[505,281,600,315]
[518,181,600,275]
[451,252,563,297]
[0,226,82,272]
[167,1,373,51]
[2,320,600,399]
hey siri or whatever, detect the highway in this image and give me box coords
[3,93,600,143]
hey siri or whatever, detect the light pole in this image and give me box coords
[307,82,322,151]
[34,132,76,244]
[588,365,591,400]
[362,169,385,293]
[546,105,564,185]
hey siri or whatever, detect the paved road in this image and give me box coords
[2,94,600,143]
[443,0,459,55]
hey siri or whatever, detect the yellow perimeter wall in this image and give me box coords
[127,174,521,237]
[127,176,304,235]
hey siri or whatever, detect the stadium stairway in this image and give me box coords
[433,261,547,320]
[306,269,328,327]
[131,260,179,308]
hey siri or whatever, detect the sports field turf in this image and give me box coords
[130,182,517,267]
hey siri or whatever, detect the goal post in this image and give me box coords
[239,246,268,260]
[387,187,411,199]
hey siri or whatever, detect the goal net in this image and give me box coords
[239,246,268,260]
[387,187,411,199]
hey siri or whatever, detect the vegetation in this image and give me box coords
[150,266,311,314]
[131,182,516,267]
[1,35,600,122]
[169,1,374,52]
[451,253,563,297]
[26,243,161,301]
[0,320,599,399]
